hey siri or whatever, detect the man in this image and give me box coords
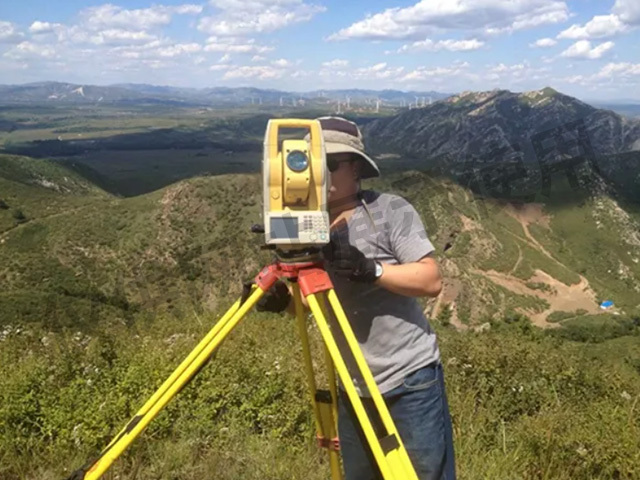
[257,116,456,480]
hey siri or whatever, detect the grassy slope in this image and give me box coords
[0,154,108,229]
[0,313,638,479]
[532,197,640,309]
[1,170,272,330]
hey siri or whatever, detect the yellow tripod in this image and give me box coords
[68,254,419,480]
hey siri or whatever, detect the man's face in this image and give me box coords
[327,152,359,208]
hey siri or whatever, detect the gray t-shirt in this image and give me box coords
[325,190,440,396]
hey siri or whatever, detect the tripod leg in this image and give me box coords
[100,295,244,453]
[318,296,340,445]
[307,291,419,480]
[292,284,343,480]
[71,286,266,480]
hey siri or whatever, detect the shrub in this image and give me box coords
[437,303,453,326]
[12,208,27,223]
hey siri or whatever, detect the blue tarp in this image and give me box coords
[600,300,614,308]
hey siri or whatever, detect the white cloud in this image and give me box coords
[209,0,298,9]
[172,4,204,15]
[80,5,166,31]
[479,60,553,84]
[561,75,584,84]
[0,21,23,43]
[90,29,157,45]
[271,58,291,67]
[33,3,204,51]
[328,0,569,41]
[488,62,541,76]
[29,21,63,34]
[120,51,142,59]
[199,0,325,36]
[530,37,557,48]
[222,65,286,79]
[558,62,640,89]
[251,54,266,62]
[557,14,628,39]
[595,62,640,79]
[4,41,57,59]
[204,37,273,54]
[156,43,202,57]
[209,64,231,71]
[318,61,405,81]
[219,53,232,63]
[398,38,484,53]
[613,0,640,25]
[322,59,349,67]
[490,3,569,34]
[350,63,405,80]
[78,4,202,31]
[560,40,614,60]
[400,62,471,82]
[141,59,170,69]
[99,39,201,63]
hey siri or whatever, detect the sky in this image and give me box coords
[0,0,639,101]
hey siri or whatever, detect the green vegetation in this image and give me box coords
[551,314,640,343]
[547,310,579,323]
[532,198,640,309]
[437,303,453,326]
[1,312,638,479]
[526,281,555,293]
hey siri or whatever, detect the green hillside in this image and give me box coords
[0,156,271,330]
[3,156,639,332]
[0,154,108,230]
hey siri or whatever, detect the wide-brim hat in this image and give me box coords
[309,116,380,179]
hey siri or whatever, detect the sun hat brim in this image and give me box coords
[325,142,380,179]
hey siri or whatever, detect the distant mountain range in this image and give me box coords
[363,87,640,202]
[0,81,449,108]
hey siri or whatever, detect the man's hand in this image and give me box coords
[323,240,377,283]
[256,280,291,313]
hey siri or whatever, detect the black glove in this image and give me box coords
[323,239,377,283]
[256,280,291,313]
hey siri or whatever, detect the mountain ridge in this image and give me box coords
[0,81,451,107]
[364,86,640,203]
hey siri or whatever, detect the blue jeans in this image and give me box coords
[338,362,456,480]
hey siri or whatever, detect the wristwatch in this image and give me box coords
[374,261,384,280]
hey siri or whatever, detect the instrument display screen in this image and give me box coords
[270,216,299,239]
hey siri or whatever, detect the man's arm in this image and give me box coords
[375,255,442,298]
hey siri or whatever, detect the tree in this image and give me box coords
[0,199,9,210]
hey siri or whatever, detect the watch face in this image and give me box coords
[375,262,383,278]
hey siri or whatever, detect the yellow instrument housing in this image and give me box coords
[263,119,329,246]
